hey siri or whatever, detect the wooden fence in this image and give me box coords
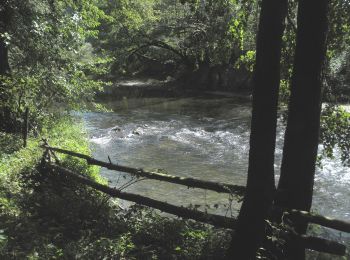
[42,145,350,256]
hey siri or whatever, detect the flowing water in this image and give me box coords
[80,96,350,246]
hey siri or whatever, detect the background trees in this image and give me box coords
[0,0,109,132]
[1,1,349,258]
[95,0,258,89]
[2,0,349,134]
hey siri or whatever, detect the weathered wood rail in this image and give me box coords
[284,209,350,234]
[43,145,246,197]
[42,145,350,256]
[48,163,237,229]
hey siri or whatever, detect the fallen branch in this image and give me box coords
[129,40,191,66]
[300,234,346,255]
[43,145,246,197]
[285,209,350,233]
[286,230,347,256]
[47,163,237,229]
[47,163,346,255]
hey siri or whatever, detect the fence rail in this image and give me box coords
[44,145,246,197]
[42,145,349,256]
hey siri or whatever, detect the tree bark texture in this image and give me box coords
[0,39,10,75]
[0,1,11,75]
[227,0,287,258]
[275,0,330,258]
[276,0,329,228]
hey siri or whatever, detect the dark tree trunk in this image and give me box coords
[0,1,11,75]
[0,39,10,75]
[23,107,29,147]
[227,0,287,258]
[0,2,12,132]
[275,0,330,258]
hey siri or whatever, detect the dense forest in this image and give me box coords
[1,0,350,259]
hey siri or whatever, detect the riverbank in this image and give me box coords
[1,111,349,259]
[97,78,252,101]
[0,116,231,259]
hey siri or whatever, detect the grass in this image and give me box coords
[0,116,231,259]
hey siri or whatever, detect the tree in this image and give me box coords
[227,0,287,258]
[0,1,11,75]
[274,0,330,258]
[0,0,109,132]
[0,1,13,131]
[96,0,258,81]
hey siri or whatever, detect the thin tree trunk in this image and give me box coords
[23,107,29,147]
[0,1,12,132]
[0,2,11,76]
[0,39,10,75]
[227,0,287,258]
[275,0,330,258]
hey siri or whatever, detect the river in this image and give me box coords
[80,96,350,249]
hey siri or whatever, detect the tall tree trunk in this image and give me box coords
[0,39,10,75]
[275,0,329,258]
[0,2,12,132]
[0,2,11,76]
[227,0,287,258]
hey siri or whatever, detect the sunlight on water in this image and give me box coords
[90,135,112,145]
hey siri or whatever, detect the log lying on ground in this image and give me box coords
[43,145,245,196]
[300,235,346,255]
[285,209,350,233]
[286,231,347,256]
[47,163,346,255]
[48,163,237,229]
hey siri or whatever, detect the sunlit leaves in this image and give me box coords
[320,105,350,166]
[0,0,112,131]
[97,0,258,74]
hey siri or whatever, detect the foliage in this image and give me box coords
[322,0,350,103]
[278,79,291,106]
[256,220,350,260]
[1,0,350,259]
[96,0,258,77]
[95,0,160,76]
[277,0,350,104]
[0,0,111,132]
[320,105,350,166]
[279,103,350,167]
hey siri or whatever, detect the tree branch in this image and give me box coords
[43,145,246,197]
[48,163,237,229]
